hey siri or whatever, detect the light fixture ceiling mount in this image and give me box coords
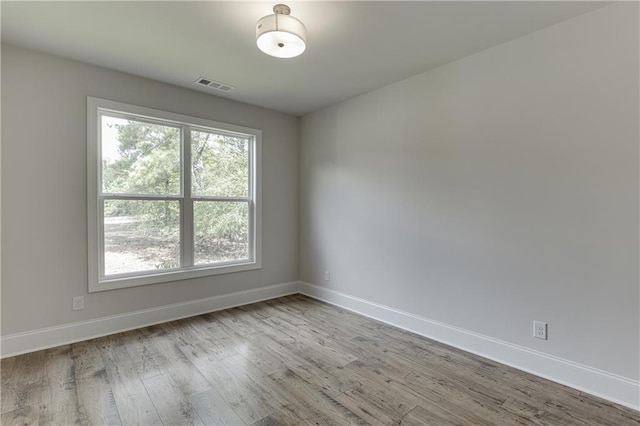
[256,4,307,59]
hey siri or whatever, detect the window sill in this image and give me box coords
[89,260,262,293]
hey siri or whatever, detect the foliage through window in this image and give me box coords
[88,98,261,291]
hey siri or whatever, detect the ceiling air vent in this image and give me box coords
[195,77,235,93]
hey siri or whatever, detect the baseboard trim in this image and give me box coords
[3,280,638,411]
[299,281,640,411]
[1,281,298,358]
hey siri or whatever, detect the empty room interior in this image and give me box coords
[1,1,639,424]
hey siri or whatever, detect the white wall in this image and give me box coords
[1,45,299,335]
[300,2,639,383]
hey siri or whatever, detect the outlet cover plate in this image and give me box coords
[73,296,84,311]
[533,321,547,340]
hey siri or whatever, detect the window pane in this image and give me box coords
[194,201,249,265]
[191,130,249,197]
[101,115,181,195]
[104,200,180,275]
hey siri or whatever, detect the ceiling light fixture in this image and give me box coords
[256,4,306,59]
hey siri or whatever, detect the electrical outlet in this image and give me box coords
[533,321,547,340]
[324,271,330,282]
[72,296,84,311]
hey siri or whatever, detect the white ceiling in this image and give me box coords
[1,1,607,116]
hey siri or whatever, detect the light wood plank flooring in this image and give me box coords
[2,294,639,425]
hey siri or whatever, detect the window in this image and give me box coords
[87,97,261,292]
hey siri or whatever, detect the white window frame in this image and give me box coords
[87,97,262,292]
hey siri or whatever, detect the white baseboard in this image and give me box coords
[1,281,298,358]
[3,280,638,411]
[299,281,640,411]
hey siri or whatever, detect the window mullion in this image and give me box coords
[182,126,194,267]
[101,194,182,200]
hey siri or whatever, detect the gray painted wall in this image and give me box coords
[299,3,639,380]
[1,44,299,335]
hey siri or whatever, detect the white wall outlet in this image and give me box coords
[324,271,330,282]
[72,296,84,311]
[533,321,547,340]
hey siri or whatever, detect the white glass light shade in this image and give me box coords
[256,12,306,58]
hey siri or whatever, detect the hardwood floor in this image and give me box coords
[2,294,639,425]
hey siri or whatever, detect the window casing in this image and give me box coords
[87,97,261,292]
